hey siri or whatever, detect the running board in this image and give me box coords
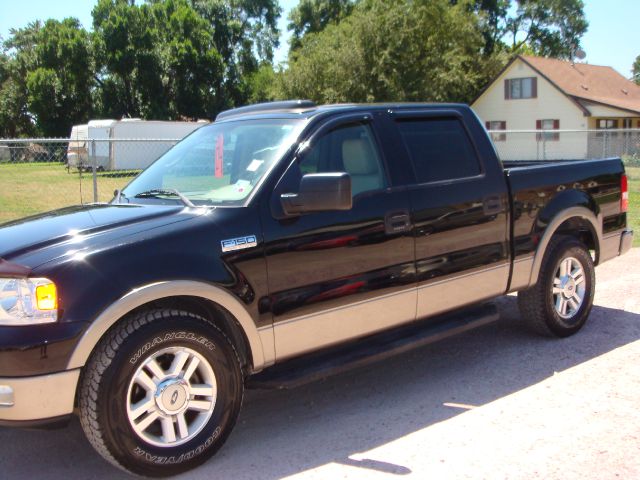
[247,303,499,389]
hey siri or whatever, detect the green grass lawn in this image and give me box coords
[1,162,639,247]
[0,162,135,224]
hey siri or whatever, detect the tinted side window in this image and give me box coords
[397,118,481,183]
[300,123,387,197]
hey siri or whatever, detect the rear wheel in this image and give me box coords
[79,309,243,477]
[518,236,595,337]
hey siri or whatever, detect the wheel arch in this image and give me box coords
[528,206,602,286]
[67,281,274,374]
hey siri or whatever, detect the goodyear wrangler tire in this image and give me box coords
[79,309,243,477]
[517,236,595,337]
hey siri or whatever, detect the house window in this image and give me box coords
[622,119,633,129]
[505,77,537,100]
[596,119,618,129]
[536,119,559,141]
[485,121,507,141]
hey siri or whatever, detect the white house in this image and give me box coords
[471,55,640,160]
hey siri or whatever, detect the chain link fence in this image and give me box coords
[488,128,640,164]
[1,129,639,224]
[0,138,179,224]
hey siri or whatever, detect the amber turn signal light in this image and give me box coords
[35,282,58,310]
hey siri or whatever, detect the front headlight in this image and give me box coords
[0,277,58,325]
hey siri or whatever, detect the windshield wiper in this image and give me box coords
[133,188,196,208]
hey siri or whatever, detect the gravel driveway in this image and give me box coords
[2,249,639,479]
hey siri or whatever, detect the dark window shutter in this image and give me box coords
[485,121,490,129]
[536,120,542,129]
[553,120,559,129]
[532,77,538,98]
[501,121,507,130]
[504,79,510,99]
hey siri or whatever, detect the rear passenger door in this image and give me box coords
[393,110,510,319]
[261,113,416,361]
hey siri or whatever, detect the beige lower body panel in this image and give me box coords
[417,263,510,319]
[509,255,535,291]
[274,288,417,361]
[0,369,80,421]
[600,231,624,264]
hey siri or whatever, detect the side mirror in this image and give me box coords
[281,172,352,215]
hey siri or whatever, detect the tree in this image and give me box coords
[503,0,588,58]
[25,19,94,137]
[633,55,640,85]
[0,19,93,137]
[287,0,355,50]
[464,0,510,56]
[92,0,281,119]
[280,0,492,104]
[92,0,164,118]
[150,0,224,118]
[0,55,35,137]
[245,62,279,103]
[453,0,587,58]
[187,0,282,110]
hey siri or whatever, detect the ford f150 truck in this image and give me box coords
[0,101,633,476]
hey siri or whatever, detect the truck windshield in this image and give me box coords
[121,118,304,206]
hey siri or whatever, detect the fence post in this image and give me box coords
[91,139,98,202]
[603,130,608,158]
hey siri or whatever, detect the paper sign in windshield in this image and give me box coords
[215,134,224,178]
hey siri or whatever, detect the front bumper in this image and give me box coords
[0,369,80,425]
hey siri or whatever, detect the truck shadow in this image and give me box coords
[2,297,639,479]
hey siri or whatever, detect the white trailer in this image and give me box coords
[67,124,90,169]
[107,120,206,170]
[67,119,207,171]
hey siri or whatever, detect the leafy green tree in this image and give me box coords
[449,0,587,58]
[503,0,588,58]
[187,0,281,110]
[0,26,41,137]
[0,49,35,137]
[245,62,280,103]
[463,0,510,56]
[25,19,94,137]
[92,0,281,118]
[287,0,355,50]
[92,0,164,118]
[0,19,93,137]
[633,55,640,85]
[280,0,492,104]
[150,0,224,118]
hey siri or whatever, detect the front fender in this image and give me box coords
[66,281,273,372]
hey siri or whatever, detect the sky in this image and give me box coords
[0,0,638,77]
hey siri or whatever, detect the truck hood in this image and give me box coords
[0,204,204,268]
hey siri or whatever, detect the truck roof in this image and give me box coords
[215,100,470,122]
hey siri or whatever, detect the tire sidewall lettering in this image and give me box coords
[129,331,216,365]
[132,426,222,465]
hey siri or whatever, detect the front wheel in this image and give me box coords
[79,309,244,477]
[518,236,595,337]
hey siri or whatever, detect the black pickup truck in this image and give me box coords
[0,101,633,476]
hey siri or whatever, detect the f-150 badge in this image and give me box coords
[221,235,257,252]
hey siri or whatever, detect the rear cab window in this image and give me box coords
[396,118,482,184]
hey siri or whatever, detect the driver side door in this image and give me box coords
[260,114,417,361]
